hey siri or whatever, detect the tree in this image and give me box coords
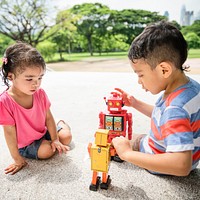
[0,34,14,55]
[50,9,78,60]
[107,9,166,44]
[0,0,57,46]
[184,32,200,49]
[181,20,200,37]
[70,3,110,56]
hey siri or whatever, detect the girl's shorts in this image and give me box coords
[18,126,62,160]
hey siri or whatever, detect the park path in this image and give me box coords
[47,58,200,74]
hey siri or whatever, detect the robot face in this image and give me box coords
[107,92,124,112]
[107,100,122,112]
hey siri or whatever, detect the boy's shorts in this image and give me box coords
[18,126,62,160]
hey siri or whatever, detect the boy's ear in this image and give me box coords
[159,62,172,78]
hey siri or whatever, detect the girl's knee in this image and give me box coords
[58,128,72,145]
[57,120,72,145]
[37,140,55,159]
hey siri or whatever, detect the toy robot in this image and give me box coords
[88,129,116,191]
[99,92,133,161]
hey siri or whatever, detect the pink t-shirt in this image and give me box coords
[0,88,51,148]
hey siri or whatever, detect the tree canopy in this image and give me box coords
[0,0,56,46]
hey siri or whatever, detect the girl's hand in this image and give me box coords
[5,158,27,175]
[112,136,132,160]
[115,88,136,107]
[51,139,70,155]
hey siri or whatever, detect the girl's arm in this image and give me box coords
[115,88,154,117]
[45,109,69,154]
[3,125,27,175]
[112,137,192,176]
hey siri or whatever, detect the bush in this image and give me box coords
[36,41,57,62]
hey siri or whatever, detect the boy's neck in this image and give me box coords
[163,71,189,99]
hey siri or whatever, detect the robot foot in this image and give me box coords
[112,155,124,163]
[89,176,101,191]
[100,175,111,190]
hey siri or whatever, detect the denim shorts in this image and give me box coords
[18,126,62,160]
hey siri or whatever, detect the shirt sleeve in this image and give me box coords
[0,97,15,125]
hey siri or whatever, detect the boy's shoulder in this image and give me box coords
[166,77,199,108]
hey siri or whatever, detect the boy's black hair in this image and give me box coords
[1,41,46,88]
[128,20,188,70]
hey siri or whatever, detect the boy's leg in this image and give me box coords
[130,134,146,151]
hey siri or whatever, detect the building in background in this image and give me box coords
[163,11,169,20]
[180,5,194,26]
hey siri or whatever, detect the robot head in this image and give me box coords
[104,92,124,112]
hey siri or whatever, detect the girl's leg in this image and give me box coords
[57,120,72,145]
[37,140,55,159]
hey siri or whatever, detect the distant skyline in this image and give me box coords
[52,0,199,23]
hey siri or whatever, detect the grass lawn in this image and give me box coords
[47,49,200,63]
[188,49,200,58]
[48,52,128,63]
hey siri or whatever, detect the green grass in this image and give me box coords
[188,49,200,58]
[48,49,200,63]
[47,52,128,63]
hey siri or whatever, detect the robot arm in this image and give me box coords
[99,112,104,129]
[127,113,132,140]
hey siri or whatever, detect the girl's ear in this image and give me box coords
[159,62,172,78]
[7,72,14,81]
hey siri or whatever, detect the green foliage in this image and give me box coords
[0,0,56,46]
[185,32,200,49]
[36,41,57,62]
[182,20,200,37]
[0,34,14,55]
[1,1,200,59]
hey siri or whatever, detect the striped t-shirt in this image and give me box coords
[140,77,200,171]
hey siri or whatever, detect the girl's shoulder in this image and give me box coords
[0,90,10,102]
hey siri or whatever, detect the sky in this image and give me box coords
[52,0,200,23]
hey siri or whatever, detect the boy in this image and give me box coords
[112,20,200,176]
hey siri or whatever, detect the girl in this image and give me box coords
[0,42,72,175]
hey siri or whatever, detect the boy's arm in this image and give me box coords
[115,88,154,117]
[3,125,27,175]
[132,98,154,118]
[112,137,192,176]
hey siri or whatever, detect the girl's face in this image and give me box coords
[9,66,45,95]
[130,59,167,95]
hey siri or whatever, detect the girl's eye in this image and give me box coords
[138,75,143,78]
[26,79,32,81]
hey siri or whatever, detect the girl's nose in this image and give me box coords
[138,78,142,84]
[33,80,39,86]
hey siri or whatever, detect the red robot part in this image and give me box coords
[99,91,133,143]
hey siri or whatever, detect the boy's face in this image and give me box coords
[130,59,166,95]
[9,66,45,96]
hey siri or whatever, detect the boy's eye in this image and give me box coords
[26,79,32,81]
[138,75,143,78]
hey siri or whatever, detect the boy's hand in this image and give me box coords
[5,158,27,175]
[51,139,70,155]
[115,88,136,107]
[112,136,132,160]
